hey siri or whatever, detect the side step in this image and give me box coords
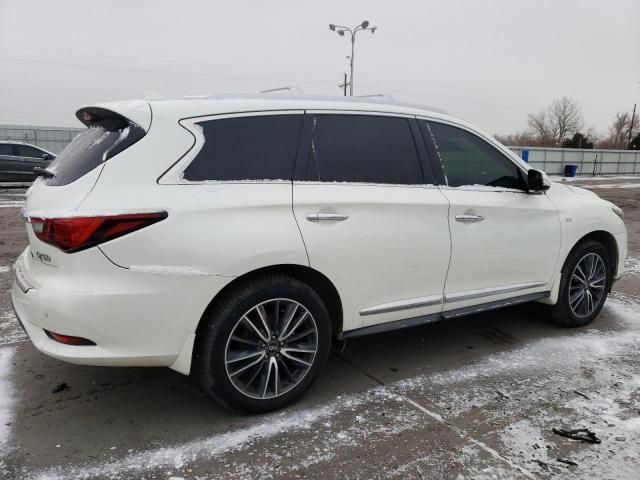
[343,291,549,339]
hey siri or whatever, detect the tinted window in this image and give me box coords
[183,115,303,181]
[427,122,523,189]
[0,144,13,155]
[306,115,423,185]
[14,145,44,158]
[46,118,144,186]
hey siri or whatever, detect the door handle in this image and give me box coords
[307,212,349,222]
[455,214,484,223]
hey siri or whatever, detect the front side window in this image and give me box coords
[183,115,304,181]
[427,122,524,189]
[304,114,425,185]
[14,144,45,158]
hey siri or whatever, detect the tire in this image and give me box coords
[547,239,612,328]
[194,274,332,413]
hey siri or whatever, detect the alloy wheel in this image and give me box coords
[224,299,318,399]
[568,252,606,318]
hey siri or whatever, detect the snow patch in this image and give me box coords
[624,257,639,276]
[548,175,640,182]
[582,183,640,190]
[0,202,24,209]
[0,310,27,346]
[0,348,15,474]
[0,267,9,274]
[29,389,392,480]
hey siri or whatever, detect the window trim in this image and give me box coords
[14,144,47,159]
[293,110,434,187]
[416,117,530,193]
[158,110,305,185]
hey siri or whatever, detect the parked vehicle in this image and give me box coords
[0,141,56,182]
[12,95,628,412]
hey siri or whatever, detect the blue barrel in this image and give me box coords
[521,149,530,163]
[563,164,578,177]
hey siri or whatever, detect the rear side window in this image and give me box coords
[46,116,145,186]
[14,145,44,158]
[304,115,424,185]
[183,115,304,181]
[426,122,524,189]
[0,144,12,155]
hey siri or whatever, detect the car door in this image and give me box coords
[292,112,451,333]
[13,144,51,180]
[420,119,561,313]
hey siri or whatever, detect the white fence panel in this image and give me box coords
[508,147,640,176]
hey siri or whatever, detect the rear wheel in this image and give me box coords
[195,275,332,413]
[548,240,612,327]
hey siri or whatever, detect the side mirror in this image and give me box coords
[527,169,550,193]
[41,153,53,161]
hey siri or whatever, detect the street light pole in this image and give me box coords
[329,21,377,96]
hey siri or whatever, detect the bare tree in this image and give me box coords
[527,109,555,145]
[609,113,630,148]
[549,97,584,143]
[526,97,584,146]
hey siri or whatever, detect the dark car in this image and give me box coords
[0,142,56,182]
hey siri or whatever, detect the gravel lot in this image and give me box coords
[0,178,639,479]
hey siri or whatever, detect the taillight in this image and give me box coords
[44,330,96,346]
[29,212,167,253]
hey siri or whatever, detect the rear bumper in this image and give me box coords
[11,248,232,370]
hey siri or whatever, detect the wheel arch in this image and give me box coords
[568,230,619,279]
[194,264,344,345]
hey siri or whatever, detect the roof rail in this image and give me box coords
[356,93,395,101]
[260,86,303,94]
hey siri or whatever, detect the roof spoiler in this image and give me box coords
[75,100,152,131]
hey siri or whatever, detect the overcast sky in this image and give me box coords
[1,0,639,136]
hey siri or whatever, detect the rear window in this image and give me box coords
[46,117,145,186]
[182,115,304,181]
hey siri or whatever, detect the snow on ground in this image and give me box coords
[549,175,640,182]
[0,202,24,209]
[0,347,16,477]
[625,257,640,276]
[395,295,640,478]
[0,310,28,347]
[30,388,412,480]
[26,295,640,480]
[581,183,640,190]
[0,266,9,274]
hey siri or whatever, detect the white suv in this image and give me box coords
[12,95,628,412]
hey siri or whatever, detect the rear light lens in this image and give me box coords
[44,330,96,346]
[29,212,167,253]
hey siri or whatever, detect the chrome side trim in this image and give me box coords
[445,281,547,303]
[359,294,443,316]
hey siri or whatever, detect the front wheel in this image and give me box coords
[548,240,612,327]
[195,275,332,413]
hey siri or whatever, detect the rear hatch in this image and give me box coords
[20,101,151,278]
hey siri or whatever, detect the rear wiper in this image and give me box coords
[33,166,55,178]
